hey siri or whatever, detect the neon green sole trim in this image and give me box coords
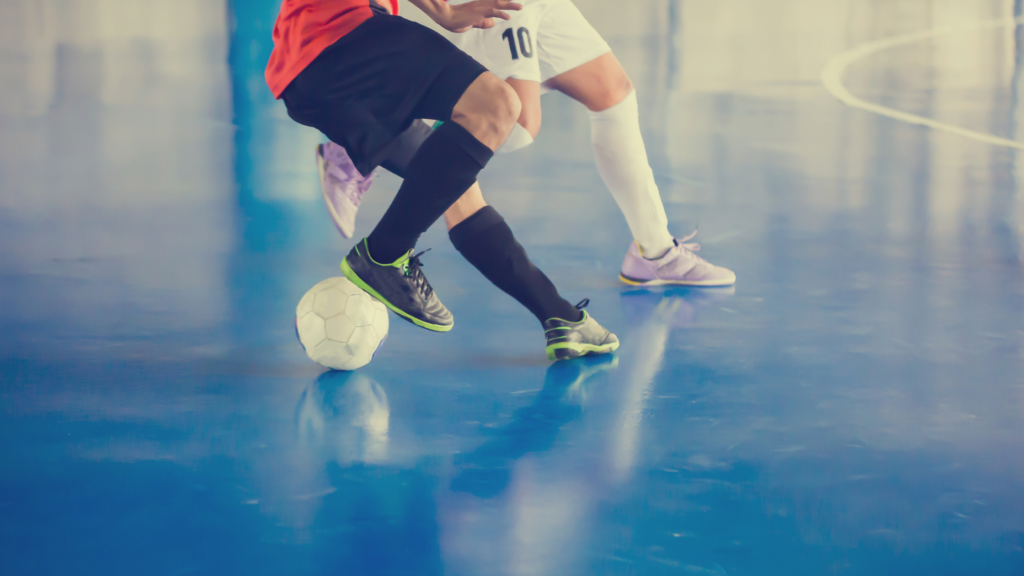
[546,339,620,361]
[342,257,453,333]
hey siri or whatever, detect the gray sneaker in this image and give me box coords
[543,299,619,361]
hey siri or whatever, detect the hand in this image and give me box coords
[443,0,523,33]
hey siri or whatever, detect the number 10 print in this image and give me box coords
[502,27,534,60]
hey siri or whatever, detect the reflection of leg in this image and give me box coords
[605,288,733,481]
[450,355,618,498]
[607,299,673,482]
[549,53,674,258]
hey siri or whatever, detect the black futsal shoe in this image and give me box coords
[341,239,454,332]
[544,299,619,361]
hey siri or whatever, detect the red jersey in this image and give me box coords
[265,0,400,98]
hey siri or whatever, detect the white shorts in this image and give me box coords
[450,0,611,84]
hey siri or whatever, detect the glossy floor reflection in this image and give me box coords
[2,0,1024,574]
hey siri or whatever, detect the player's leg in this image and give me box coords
[341,70,520,331]
[362,70,520,264]
[380,123,616,357]
[283,14,518,332]
[500,78,542,152]
[544,50,630,112]
[444,189,617,360]
[318,118,444,239]
[538,1,735,286]
[546,51,676,261]
[319,121,616,359]
[445,185,582,324]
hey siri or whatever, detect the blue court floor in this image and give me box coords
[2,1,1024,574]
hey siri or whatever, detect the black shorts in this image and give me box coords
[281,13,488,176]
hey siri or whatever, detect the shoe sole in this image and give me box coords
[546,339,620,362]
[317,145,355,239]
[619,272,736,287]
[341,256,454,333]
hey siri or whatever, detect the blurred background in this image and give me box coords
[1,1,1023,574]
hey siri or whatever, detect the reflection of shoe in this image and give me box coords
[341,239,453,332]
[317,142,374,239]
[561,353,618,405]
[620,285,735,329]
[544,299,619,361]
[619,232,736,286]
[450,355,619,498]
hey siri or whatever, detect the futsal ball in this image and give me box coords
[295,277,389,370]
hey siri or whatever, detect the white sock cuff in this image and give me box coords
[587,89,638,121]
[496,122,535,154]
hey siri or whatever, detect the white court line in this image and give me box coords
[821,18,1024,151]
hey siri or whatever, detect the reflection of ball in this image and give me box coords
[296,372,390,464]
[295,277,389,370]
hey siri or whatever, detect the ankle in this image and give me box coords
[364,236,411,265]
[542,306,583,325]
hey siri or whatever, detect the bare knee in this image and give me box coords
[451,73,521,150]
[492,80,522,133]
[550,52,636,112]
[592,74,634,112]
[506,77,542,139]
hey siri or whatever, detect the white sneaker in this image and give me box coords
[619,232,736,286]
[316,142,375,239]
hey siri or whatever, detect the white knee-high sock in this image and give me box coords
[588,89,674,258]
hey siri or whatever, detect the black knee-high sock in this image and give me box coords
[367,121,493,263]
[449,206,582,324]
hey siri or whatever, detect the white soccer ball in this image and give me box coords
[295,277,389,370]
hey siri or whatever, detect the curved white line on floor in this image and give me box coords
[821,18,1024,150]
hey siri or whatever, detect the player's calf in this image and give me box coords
[495,78,541,154]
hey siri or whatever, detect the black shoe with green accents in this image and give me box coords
[341,238,454,332]
[544,299,619,361]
